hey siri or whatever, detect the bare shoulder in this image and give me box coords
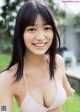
[55,54,64,67]
[0,70,13,89]
[54,54,65,81]
[0,64,18,96]
[0,65,17,112]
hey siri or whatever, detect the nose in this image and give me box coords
[36,31,45,40]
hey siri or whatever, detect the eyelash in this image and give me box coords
[28,28,36,31]
[44,27,52,30]
[27,26,52,32]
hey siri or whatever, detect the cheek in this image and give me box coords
[47,32,54,40]
[23,33,32,42]
[23,34,30,47]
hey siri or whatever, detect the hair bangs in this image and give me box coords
[37,7,53,26]
[24,11,39,26]
[23,4,53,29]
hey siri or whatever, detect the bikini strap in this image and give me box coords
[54,76,59,86]
[23,70,29,93]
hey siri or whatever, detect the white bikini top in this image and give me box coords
[20,71,67,112]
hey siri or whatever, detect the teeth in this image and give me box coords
[33,43,46,47]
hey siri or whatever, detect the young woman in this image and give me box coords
[0,0,75,112]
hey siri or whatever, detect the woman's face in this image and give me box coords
[23,15,53,56]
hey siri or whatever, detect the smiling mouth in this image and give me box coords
[32,42,47,47]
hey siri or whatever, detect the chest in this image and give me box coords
[15,82,58,109]
[14,69,63,108]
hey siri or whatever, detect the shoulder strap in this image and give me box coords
[54,76,59,86]
[23,70,29,92]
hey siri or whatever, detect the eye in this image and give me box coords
[26,26,36,32]
[28,28,36,32]
[44,26,52,31]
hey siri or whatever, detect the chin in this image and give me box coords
[32,51,47,56]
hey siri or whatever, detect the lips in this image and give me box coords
[32,42,47,47]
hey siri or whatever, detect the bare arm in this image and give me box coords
[0,96,12,112]
[62,58,75,96]
[0,72,13,112]
[63,71,75,96]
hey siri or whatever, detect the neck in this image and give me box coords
[24,52,47,70]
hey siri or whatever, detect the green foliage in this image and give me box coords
[0,29,12,53]
[0,53,11,71]
[0,0,28,53]
[62,93,80,112]
[12,97,20,112]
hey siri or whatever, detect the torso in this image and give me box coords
[12,54,65,110]
[1,54,66,111]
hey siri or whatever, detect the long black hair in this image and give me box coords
[6,0,60,82]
